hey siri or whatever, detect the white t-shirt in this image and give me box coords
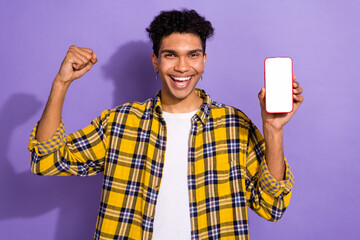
[152,109,197,239]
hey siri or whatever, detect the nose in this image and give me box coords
[174,57,189,73]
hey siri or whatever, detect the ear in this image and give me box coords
[152,53,159,71]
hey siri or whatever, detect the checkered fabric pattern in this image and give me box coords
[29,88,294,240]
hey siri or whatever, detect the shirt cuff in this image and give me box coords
[28,120,67,156]
[259,158,294,197]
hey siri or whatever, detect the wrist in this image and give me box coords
[263,123,283,138]
[52,75,72,91]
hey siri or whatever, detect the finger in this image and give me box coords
[72,47,93,63]
[69,45,93,57]
[299,95,304,103]
[69,46,93,63]
[69,50,93,70]
[85,61,94,70]
[293,81,299,88]
[78,48,94,61]
[293,94,304,103]
[293,86,303,95]
[71,57,86,70]
[76,50,93,66]
[67,47,87,68]
[79,47,94,55]
[66,52,86,70]
[90,53,98,64]
[72,61,95,79]
[293,75,296,82]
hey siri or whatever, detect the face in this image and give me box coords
[152,33,207,105]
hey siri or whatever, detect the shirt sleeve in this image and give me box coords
[28,110,110,176]
[245,121,295,222]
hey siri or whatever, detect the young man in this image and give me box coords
[29,9,303,240]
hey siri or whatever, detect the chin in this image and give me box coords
[162,83,197,102]
[170,87,194,99]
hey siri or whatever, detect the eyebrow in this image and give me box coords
[160,49,203,55]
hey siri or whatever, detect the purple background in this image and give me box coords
[1,0,359,239]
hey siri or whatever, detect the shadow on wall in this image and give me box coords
[0,93,103,240]
[102,40,161,106]
[0,41,159,240]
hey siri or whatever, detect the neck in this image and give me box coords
[161,90,203,113]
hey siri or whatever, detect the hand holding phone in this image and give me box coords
[264,57,293,113]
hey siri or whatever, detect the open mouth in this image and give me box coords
[169,75,192,88]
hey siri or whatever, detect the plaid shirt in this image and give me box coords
[28,88,294,240]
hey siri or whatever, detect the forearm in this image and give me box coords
[35,76,71,142]
[263,123,285,182]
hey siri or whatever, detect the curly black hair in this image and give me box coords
[146,9,214,57]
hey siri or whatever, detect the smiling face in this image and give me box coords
[152,33,207,112]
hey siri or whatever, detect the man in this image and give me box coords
[29,9,303,240]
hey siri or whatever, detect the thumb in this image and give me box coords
[258,87,265,100]
[258,87,266,109]
[72,61,95,80]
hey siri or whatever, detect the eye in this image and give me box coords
[164,53,175,58]
[189,53,200,58]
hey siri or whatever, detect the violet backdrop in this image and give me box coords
[0,0,359,239]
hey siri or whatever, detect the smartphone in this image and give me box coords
[264,57,293,113]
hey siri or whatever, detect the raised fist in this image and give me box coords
[56,45,98,84]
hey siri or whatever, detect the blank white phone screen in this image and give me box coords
[265,57,293,113]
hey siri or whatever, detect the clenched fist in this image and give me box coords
[55,45,98,84]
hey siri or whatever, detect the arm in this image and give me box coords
[245,122,294,221]
[29,110,109,176]
[36,45,98,142]
[258,75,304,181]
[262,126,284,181]
[245,76,303,221]
[29,45,104,176]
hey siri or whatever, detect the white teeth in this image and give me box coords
[172,76,191,81]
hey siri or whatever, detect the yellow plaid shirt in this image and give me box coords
[28,88,294,240]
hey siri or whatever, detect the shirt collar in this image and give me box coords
[153,88,212,125]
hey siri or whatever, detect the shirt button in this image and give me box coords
[154,180,160,190]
